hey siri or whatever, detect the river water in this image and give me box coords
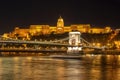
[0,54,120,80]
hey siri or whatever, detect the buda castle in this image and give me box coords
[3,16,112,39]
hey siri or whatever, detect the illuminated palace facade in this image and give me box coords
[3,16,112,39]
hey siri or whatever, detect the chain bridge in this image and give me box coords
[0,31,105,53]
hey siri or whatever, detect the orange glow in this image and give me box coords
[3,16,112,40]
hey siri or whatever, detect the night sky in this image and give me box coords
[0,0,120,34]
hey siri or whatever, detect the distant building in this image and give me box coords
[3,16,112,40]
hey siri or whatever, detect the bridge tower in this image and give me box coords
[67,31,82,53]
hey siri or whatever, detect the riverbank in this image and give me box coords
[0,49,120,57]
[84,49,120,55]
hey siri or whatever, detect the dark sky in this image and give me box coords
[0,0,120,34]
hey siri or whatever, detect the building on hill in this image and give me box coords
[3,16,112,40]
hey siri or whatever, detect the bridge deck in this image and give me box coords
[0,49,67,53]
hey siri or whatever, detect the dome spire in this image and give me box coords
[59,15,62,19]
[57,15,64,27]
[57,15,64,33]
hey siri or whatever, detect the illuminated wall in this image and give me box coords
[13,27,29,38]
[71,25,78,31]
[77,24,90,33]
[64,27,71,32]
[70,24,91,33]
[42,25,50,35]
[49,27,56,33]
[89,27,112,34]
[29,25,50,35]
[89,28,104,33]
[29,25,42,35]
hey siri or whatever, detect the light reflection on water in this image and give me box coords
[0,54,120,80]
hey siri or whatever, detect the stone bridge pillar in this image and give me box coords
[67,31,82,53]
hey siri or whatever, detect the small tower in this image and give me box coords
[56,16,64,33]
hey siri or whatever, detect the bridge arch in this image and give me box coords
[67,31,82,53]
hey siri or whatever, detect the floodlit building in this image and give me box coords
[4,16,112,40]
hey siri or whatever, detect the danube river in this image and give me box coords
[0,53,120,80]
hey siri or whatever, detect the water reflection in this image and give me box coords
[0,55,120,80]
